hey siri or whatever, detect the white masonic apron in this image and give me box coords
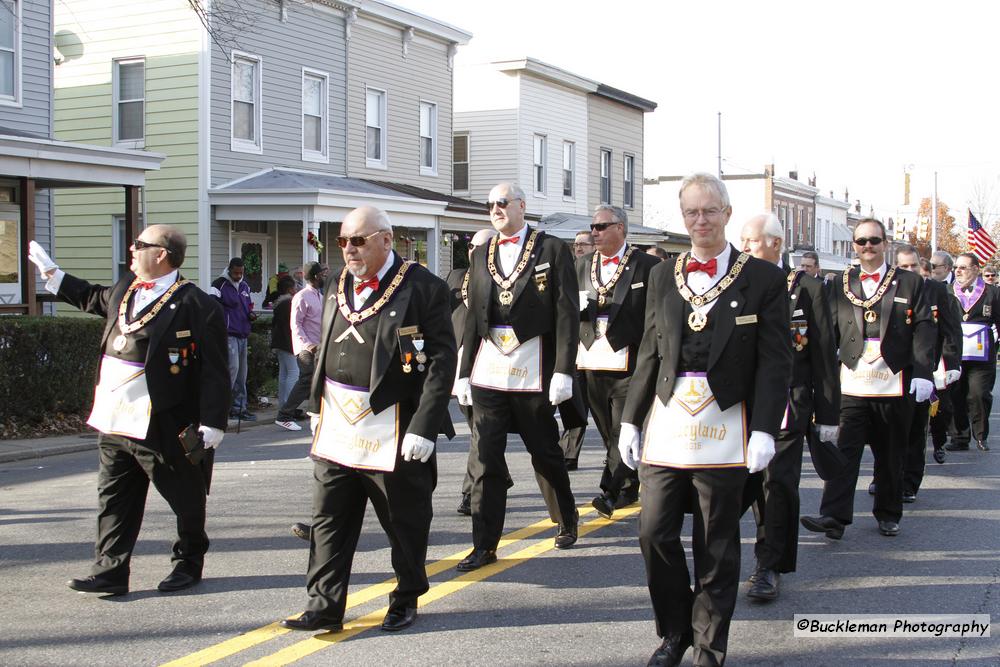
[576,316,628,372]
[961,322,990,362]
[642,373,748,469]
[470,326,543,392]
[87,355,153,440]
[840,338,903,397]
[312,378,399,472]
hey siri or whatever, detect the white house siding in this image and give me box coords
[453,109,518,203]
[587,95,644,223]
[516,74,588,217]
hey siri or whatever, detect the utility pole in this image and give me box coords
[932,171,938,253]
[717,112,722,178]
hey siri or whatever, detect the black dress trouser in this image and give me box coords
[585,371,639,500]
[952,361,996,443]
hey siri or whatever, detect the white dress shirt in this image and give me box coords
[352,253,395,310]
[496,225,528,277]
[859,262,888,299]
[686,244,731,316]
[598,243,627,285]
[129,271,180,318]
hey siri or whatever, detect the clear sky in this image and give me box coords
[393,0,1000,225]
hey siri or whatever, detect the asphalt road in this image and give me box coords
[1,403,998,666]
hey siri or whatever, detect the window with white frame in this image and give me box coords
[231,53,262,152]
[113,58,144,146]
[113,214,143,281]
[302,69,328,162]
[623,154,635,208]
[600,149,612,204]
[453,133,469,192]
[533,134,546,194]
[419,101,437,174]
[562,142,575,198]
[366,87,387,168]
[0,0,19,105]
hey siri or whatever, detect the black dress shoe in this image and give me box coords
[747,567,780,601]
[800,515,845,540]
[456,548,497,572]
[902,491,917,503]
[554,510,579,549]
[878,520,900,536]
[291,522,312,541]
[381,606,417,632]
[280,611,343,632]
[158,569,202,592]
[68,576,128,596]
[747,561,763,584]
[615,490,639,509]
[647,632,693,667]
[977,440,990,451]
[456,494,472,516]
[564,459,578,471]
[933,448,947,464]
[868,482,876,496]
[945,441,969,451]
[591,494,614,520]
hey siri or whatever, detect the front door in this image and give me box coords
[0,207,20,306]
[231,234,269,311]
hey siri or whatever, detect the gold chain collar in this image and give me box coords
[591,245,635,303]
[461,267,470,307]
[486,229,539,290]
[841,266,896,310]
[336,261,416,325]
[787,269,803,293]
[673,250,750,307]
[117,278,189,334]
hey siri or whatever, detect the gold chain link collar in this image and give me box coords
[673,250,750,307]
[591,245,635,304]
[117,278,190,334]
[336,261,416,325]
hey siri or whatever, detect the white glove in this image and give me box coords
[198,425,225,450]
[909,378,933,403]
[944,369,962,386]
[453,377,472,406]
[817,424,839,444]
[548,372,574,406]
[28,240,58,277]
[579,291,590,311]
[401,433,435,463]
[309,412,320,435]
[746,430,775,473]
[618,423,641,470]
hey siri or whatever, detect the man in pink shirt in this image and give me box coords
[276,262,328,430]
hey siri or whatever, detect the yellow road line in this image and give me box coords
[161,506,604,667]
[245,505,641,667]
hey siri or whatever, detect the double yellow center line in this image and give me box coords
[163,503,640,667]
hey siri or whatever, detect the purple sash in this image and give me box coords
[955,278,986,312]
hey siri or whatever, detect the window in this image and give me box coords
[231,53,262,152]
[562,142,575,198]
[302,69,328,162]
[366,87,387,168]
[533,134,546,194]
[623,154,635,208]
[113,58,144,147]
[453,134,469,191]
[113,215,144,281]
[419,101,437,175]
[0,0,19,105]
[600,149,612,204]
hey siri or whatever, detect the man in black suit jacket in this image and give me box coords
[279,206,456,634]
[453,182,581,571]
[738,213,840,603]
[802,219,936,541]
[576,205,659,518]
[618,174,792,667]
[28,225,229,596]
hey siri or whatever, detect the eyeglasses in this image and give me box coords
[682,207,725,221]
[852,237,884,246]
[955,265,976,271]
[590,222,621,232]
[132,239,171,253]
[984,273,996,278]
[336,230,386,248]
[487,197,521,210]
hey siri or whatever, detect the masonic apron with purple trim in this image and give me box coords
[312,378,399,472]
[840,338,904,397]
[86,355,152,440]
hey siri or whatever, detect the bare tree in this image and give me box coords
[187,0,262,60]
[968,175,1000,238]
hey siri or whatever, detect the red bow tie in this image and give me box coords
[687,258,718,278]
[498,236,520,245]
[601,256,620,266]
[136,281,156,290]
[860,272,880,282]
[355,277,379,294]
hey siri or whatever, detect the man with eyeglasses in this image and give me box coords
[573,230,595,258]
[738,213,839,603]
[27,226,229,596]
[801,219,935,542]
[575,205,659,520]
[453,182,581,571]
[946,253,1000,453]
[559,229,596,470]
[281,205,456,633]
[617,173,792,666]
[930,251,956,285]
[984,267,998,285]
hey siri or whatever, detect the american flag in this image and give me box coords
[968,211,997,264]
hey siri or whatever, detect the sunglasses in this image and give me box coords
[132,239,171,253]
[336,230,385,248]
[590,222,621,232]
[852,236,884,246]
[487,197,520,210]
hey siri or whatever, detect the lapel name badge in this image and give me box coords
[535,263,550,272]
[893,296,908,304]
[176,329,191,338]
[735,314,758,325]
[631,282,644,289]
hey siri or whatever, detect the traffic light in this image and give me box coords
[917,215,929,241]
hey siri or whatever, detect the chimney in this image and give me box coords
[789,170,798,181]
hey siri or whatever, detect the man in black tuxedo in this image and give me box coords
[738,213,840,603]
[453,182,581,571]
[27,225,229,596]
[618,173,792,667]
[802,219,936,540]
[576,205,659,519]
[946,252,1000,453]
[559,230,596,469]
[280,206,456,634]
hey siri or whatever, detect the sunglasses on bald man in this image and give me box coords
[487,197,521,210]
[336,230,386,248]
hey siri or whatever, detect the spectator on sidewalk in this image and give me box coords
[276,261,328,431]
[264,263,291,309]
[270,276,299,408]
[211,257,257,421]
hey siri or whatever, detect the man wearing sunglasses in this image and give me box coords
[575,205,659,519]
[27,225,229,596]
[281,205,456,634]
[802,219,935,542]
[983,267,998,285]
[930,251,956,285]
[453,182,582,571]
[559,229,596,471]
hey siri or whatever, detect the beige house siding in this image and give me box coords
[453,109,518,203]
[587,95,644,224]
